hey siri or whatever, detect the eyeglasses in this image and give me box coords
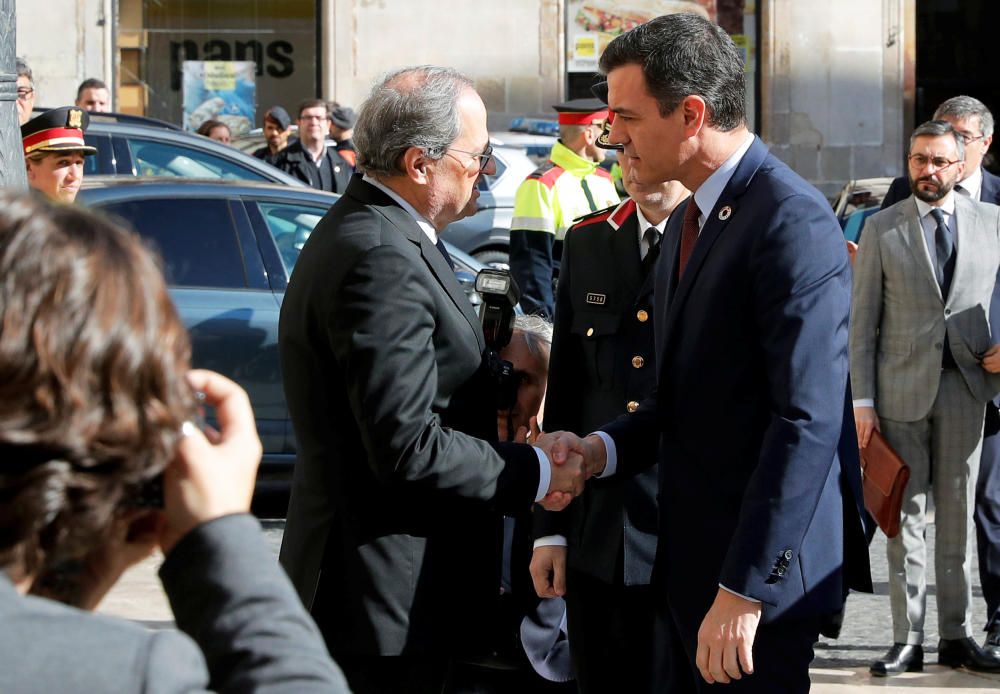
[446,144,494,173]
[908,154,961,170]
[299,114,328,122]
[16,88,33,100]
[955,130,986,145]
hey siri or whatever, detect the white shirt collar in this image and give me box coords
[914,192,956,220]
[959,166,983,200]
[691,132,756,229]
[362,173,438,243]
[635,203,668,238]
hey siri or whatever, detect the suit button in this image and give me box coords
[586,327,594,337]
[776,567,786,577]
[784,549,793,560]
[945,308,952,316]
[636,310,649,323]
[627,400,639,413]
[632,356,645,368]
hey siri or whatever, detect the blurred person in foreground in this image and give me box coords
[22,106,97,204]
[16,57,35,125]
[278,65,596,694]
[196,119,231,145]
[0,193,348,693]
[75,78,111,112]
[541,14,871,691]
[252,105,294,162]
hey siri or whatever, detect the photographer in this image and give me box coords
[0,193,348,693]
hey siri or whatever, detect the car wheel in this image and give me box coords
[474,249,509,271]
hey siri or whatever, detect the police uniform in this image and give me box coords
[533,82,670,693]
[509,99,619,318]
[21,106,97,158]
[21,106,97,202]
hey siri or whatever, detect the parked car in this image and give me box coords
[78,178,485,497]
[440,144,538,269]
[52,109,306,186]
[831,177,893,242]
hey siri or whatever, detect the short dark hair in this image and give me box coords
[76,78,108,100]
[599,13,746,131]
[196,119,229,138]
[297,98,328,119]
[0,193,195,581]
[909,119,965,161]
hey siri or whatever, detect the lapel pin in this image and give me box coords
[718,206,732,221]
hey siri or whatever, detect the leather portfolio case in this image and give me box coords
[860,430,910,538]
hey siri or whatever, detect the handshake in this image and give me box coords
[516,419,608,511]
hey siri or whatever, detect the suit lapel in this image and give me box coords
[347,176,486,352]
[660,138,769,353]
[950,194,982,302]
[981,169,1000,205]
[898,201,943,302]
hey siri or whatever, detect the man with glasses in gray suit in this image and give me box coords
[853,119,1000,676]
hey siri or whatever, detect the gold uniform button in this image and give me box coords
[586,327,594,337]
[632,356,644,368]
[626,400,639,413]
[636,310,649,323]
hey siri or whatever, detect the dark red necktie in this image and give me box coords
[677,198,700,279]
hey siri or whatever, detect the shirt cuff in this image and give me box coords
[853,398,875,408]
[592,431,617,478]
[533,446,551,502]
[719,583,762,604]
[533,535,568,549]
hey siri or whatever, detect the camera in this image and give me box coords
[476,268,522,413]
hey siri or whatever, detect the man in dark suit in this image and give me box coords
[530,140,688,692]
[880,96,1000,657]
[271,99,351,193]
[278,66,592,694]
[545,14,872,692]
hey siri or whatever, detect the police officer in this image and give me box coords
[21,106,97,204]
[509,99,620,318]
[529,84,689,694]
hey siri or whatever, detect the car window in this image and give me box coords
[98,198,248,288]
[257,202,328,275]
[128,138,269,181]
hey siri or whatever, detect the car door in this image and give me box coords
[93,195,289,464]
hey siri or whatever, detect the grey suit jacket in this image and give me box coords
[0,515,348,693]
[851,194,1000,421]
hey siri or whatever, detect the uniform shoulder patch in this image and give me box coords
[526,161,565,189]
[570,199,636,232]
[569,202,618,230]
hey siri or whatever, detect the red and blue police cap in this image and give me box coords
[552,98,609,126]
[21,107,97,157]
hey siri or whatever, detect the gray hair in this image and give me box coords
[513,314,553,364]
[15,57,32,84]
[934,95,994,138]
[909,119,965,161]
[354,65,474,177]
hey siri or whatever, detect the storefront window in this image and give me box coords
[565,0,758,130]
[117,0,317,130]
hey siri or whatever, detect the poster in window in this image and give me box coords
[182,61,256,136]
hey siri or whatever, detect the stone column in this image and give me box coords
[0,0,26,190]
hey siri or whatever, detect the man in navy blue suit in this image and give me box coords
[544,14,872,692]
[880,96,1000,658]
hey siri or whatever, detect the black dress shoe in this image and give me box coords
[938,637,1000,672]
[870,643,923,676]
[986,626,1000,660]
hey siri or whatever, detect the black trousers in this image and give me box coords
[335,654,451,694]
[565,567,664,694]
[652,592,821,694]
[976,426,1000,630]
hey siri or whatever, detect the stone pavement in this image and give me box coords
[100,520,1000,692]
